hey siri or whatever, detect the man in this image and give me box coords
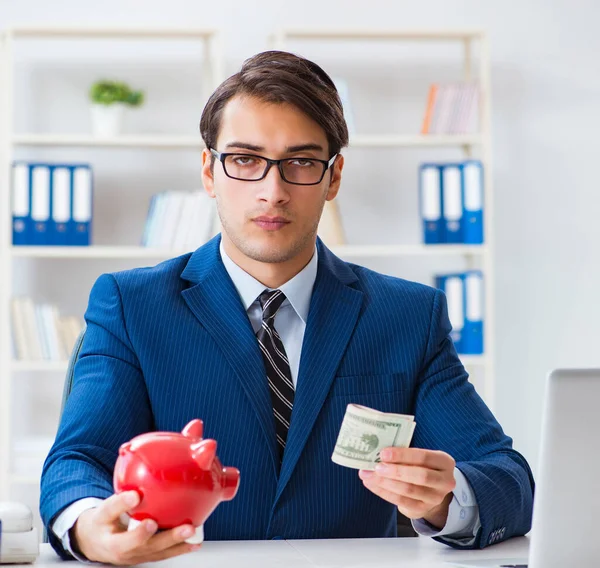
[40,51,534,565]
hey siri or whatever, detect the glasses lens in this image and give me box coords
[223,155,268,180]
[281,159,325,185]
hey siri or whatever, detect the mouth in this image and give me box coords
[252,216,291,231]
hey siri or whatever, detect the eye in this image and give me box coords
[289,158,316,168]
[233,155,260,166]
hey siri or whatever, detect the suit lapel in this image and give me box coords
[274,242,363,504]
[180,237,279,478]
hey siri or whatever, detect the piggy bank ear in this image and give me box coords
[190,439,217,471]
[182,419,203,440]
[118,441,133,457]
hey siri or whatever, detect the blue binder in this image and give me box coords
[50,165,72,246]
[69,165,93,246]
[441,164,464,243]
[462,270,484,354]
[30,164,51,245]
[462,160,484,244]
[419,164,444,244]
[435,273,465,353]
[11,162,31,246]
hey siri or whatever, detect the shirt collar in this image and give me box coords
[219,241,318,324]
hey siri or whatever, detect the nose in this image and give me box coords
[256,163,291,205]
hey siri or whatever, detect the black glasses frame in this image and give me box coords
[210,148,337,186]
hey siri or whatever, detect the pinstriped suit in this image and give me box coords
[40,235,534,558]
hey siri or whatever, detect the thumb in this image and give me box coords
[95,491,140,525]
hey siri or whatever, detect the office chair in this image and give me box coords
[42,327,86,543]
[58,327,87,418]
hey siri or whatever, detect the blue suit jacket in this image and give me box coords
[40,236,534,558]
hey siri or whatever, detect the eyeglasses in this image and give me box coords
[210,149,337,186]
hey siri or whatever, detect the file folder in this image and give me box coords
[30,165,51,245]
[462,270,484,354]
[70,166,93,246]
[50,166,71,246]
[11,163,31,246]
[435,274,464,353]
[441,165,464,243]
[419,164,444,244]
[462,161,484,244]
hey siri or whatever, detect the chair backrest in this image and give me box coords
[43,326,86,544]
[59,327,87,417]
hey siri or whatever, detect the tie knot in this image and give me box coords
[258,289,286,322]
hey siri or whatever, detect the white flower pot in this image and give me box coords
[90,102,126,137]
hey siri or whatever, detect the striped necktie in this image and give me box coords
[256,289,295,461]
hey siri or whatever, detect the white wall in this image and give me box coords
[2,0,599,479]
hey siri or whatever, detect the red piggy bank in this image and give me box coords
[113,419,240,544]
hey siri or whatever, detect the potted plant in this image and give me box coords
[89,80,145,137]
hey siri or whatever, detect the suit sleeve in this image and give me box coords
[39,273,154,559]
[411,289,535,549]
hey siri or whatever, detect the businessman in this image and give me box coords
[40,50,534,565]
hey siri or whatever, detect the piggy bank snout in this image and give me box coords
[222,467,240,501]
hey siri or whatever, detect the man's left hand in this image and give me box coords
[359,448,456,530]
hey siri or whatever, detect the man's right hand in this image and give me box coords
[71,491,201,565]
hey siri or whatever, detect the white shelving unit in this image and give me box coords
[270,28,495,405]
[0,27,495,502]
[0,26,223,501]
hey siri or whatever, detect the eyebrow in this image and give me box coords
[224,141,325,154]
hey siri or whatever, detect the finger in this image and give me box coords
[111,518,159,557]
[362,479,429,518]
[142,524,198,555]
[374,464,455,492]
[129,542,201,564]
[95,491,140,525]
[379,448,455,471]
[363,474,444,506]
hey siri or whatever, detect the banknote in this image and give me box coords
[331,404,416,470]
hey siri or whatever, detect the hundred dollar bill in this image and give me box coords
[331,404,416,470]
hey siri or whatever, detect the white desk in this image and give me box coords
[19,537,530,567]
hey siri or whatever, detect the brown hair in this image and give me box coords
[199,50,349,159]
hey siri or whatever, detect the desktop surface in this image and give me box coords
[18,536,530,567]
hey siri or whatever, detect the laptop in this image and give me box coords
[449,368,600,568]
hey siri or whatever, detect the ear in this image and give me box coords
[201,148,216,199]
[325,154,344,202]
[182,419,203,440]
[190,439,217,471]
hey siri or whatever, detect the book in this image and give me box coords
[421,83,481,135]
[10,297,85,361]
[142,190,216,251]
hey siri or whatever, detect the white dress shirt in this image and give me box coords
[53,243,480,560]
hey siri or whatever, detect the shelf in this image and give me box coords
[11,246,183,259]
[331,244,487,257]
[12,133,482,149]
[11,244,487,260]
[11,436,54,487]
[11,361,68,372]
[274,29,484,41]
[12,134,203,149]
[349,134,482,148]
[8,26,217,40]
[9,474,40,486]
[460,355,488,367]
